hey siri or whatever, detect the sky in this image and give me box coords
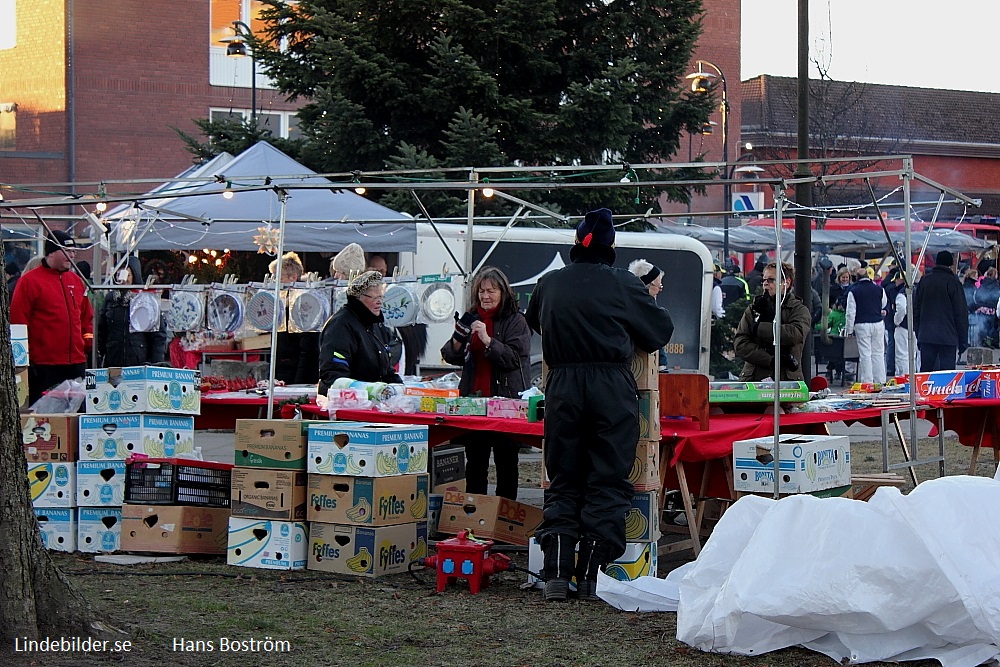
[742,0,1000,94]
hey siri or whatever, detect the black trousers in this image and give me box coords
[539,364,638,559]
[27,363,86,408]
[461,432,521,500]
[918,343,957,372]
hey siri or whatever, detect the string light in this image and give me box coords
[95,201,107,212]
[222,181,234,199]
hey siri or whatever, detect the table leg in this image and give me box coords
[891,413,919,487]
[674,461,701,557]
[969,411,988,475]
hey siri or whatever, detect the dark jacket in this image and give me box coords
[440,310,531,398]
[97,257,167,368]
[733,292,812,381]
[275,331,320,385]
[914,265,968,348]
[318,297,402,396]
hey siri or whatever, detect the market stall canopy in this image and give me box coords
[105,142,415,253]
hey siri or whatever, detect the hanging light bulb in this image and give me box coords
[215,258,223,267]
[188,255,198,264]
[482,187,494,198]
[95,201,107,212]
[222,181,234,199]
[354,185,367,195]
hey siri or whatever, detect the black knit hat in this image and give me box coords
[576,208,615,248]
[936,250,954,267]
[44,230,77,256]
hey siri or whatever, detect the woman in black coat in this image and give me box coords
[441,266,530,500]
[97,257,167,367]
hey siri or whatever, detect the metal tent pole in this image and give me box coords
[266,189,288,420]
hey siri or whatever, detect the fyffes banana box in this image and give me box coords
[630,440,660,491]
[78,507,121,553]
[76,461,126,507]
[27,462,76,508]
[227,518,308,570]
[623,490,660,543]
[631,351,658,391]
[307,422,429,477]
[525,538,657,588]
[85,366,200,415]
[79,414,195,460]
[307,473,429,526]
[307,521,427,577]
[637,390,660,441]
[34,508,76,552]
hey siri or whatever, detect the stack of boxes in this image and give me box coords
[25,414,79,552]
[11,324,28,409]
[305,422,430,577]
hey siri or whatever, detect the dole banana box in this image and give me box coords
[631,351,658,391]
[307,521,428,577]
[437,491,543,546]
[630,439,660,491]
[120,504,230,555]
[76,461,126,507]
[637,390,660,441]
[85,366,200,415]
[307,473,429,526]
[21,414,78,463]
[11,323,29,367]
[34,508,76,552]
[234,419,326,469]
[230,468,308,521]
[307,422,429,478]
[526,538,657,588]
[227,518,308,571]
[77,507,122,553]
[431,445,466,494]
[624,490,660,543]
[733,434,851,495]
[79,414,195,460]
[27,462,76,508]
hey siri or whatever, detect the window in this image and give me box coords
[210,108,300,140]
[0,0,14,50]
[0,103,15,150]
[209,0,274,89]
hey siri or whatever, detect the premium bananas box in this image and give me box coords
[120,504,230,555]
[231,468,307,521]
[11,323,28,367]
[76,461,126,507]
[307,473,429,526]
[79,414,195,460]
[21,414,78,463]
[307,521,428,577]
[307,422,429,477]
[227,518,308,570]
[28,462,76,508]
[630,440,660,491]
[436,491,543,546]
[78,507,121,553]
[624,490,660,543]
[85,366,200,415]
[525,539,658,588]
[34,508,76,552]
[733,434,851,495]
[235,419,326,469]
[637,390,660,441]
[631,352,658,391]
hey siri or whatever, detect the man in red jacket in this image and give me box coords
[10,230,94,405]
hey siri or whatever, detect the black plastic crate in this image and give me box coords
[124,457,232,508]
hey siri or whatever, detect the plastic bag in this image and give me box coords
[30,378,85,414]
[432,372,461,389]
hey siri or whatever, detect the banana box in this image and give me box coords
[27,462,76,508]
[235,419,327,470]
[307,521,428,577]
[431,445,466,494]
[34,508,76,552]
[78,507,122,553]
[631,351,658,391]
[231,468,307,521]
[227,518,308,570]
[120,504,230,554]
[307,473,429,526]
[630,440,660,491]
[79,414,195,460]
[638,390,660,441]
[76,461,126,507]
[15,368,28,410]
[11,323,29,367]
[307,422,429,477]
[733,434,851,495]
[624,490,660,543]
[436,491,543,546]
[21,414,78,463]
[85,366,200,415]
[525,539,658,588]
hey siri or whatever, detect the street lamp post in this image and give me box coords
[688,60,730,261]
[222,20,256,124]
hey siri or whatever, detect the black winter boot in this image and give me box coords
[574,539,612,601]
[541,533,577,602]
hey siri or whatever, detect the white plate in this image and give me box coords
[166,291,204,331]
[247,291,284,331]
[129,293,161,332]
[421,282,456,323]
[382,283,418,327]
[332,288,347,315]
[207,292,244,333]
[290,290,330,332]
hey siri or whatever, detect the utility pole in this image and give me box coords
[795,0,814,376]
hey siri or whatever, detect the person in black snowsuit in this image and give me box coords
[525,207,674,602]
[97,257,167,367]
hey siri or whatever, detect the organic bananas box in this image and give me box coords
[21,414,78,463]
[85,366,200,415]
[631,352,658,391]
[525,539,658,589]
[307,423,429,478]
[78,507,121,553]
[76,461,126,507]
[27,462,76,508]
[436,492,543,546]
[34,508,76,552]
[637,390,660,441]
[733,434,851,495]
[307,473,429,526]
[231,468,307,521]
[120,504,230,554]
[307,521,428,577]
[227,518,308,570]
[11,323,29,367]
[235,419,326,469]
[624,490,660,543]
[79,414,195,460]
[631,440,660,492]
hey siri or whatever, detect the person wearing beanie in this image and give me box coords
[10,230,94,405]
[268,252,319,385]
[97,256,167,368]
[329,242,366,280]
[913,250,967,371]
[525,207,674,602]
[318,270,402,396]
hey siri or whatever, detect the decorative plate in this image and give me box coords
[207,292,244,333]
[247,290,285,331]
[166,291,204,331]
[332,288,348,315]
[421,282,456,323]
[382,283,418,327]
[290,290,330,332]
[129,292,161,333]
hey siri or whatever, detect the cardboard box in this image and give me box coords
[231,468,308,521]
[631,352,658,391]
[85,366,201,415]
[419,396,488,416]
[307,422,429,477]
[307,521,428,577]
[307,473,428,526]
[437,491,543,546]
[34,508,76,552]
[76,460,126,507]
[237,333,272,350]
[625,490,660,543]
[235,419,323,469]
[638,390,660,441]
[527,395,544,422]
[485,397,528,419]
[630,439,660,491]
[120,504,230,554]
[79,414,195,460]
[733,434,851,495]
[78,507,122,553]
[28,462,76,508]
[526,538,657,588]
[431,445,466,494]
[913,370,983,401]
[21,414,78,463]
[227,518,308,570]
[15,368,27,410]
[403,386,459,398]
[708,380,811,403]
[11,323,28,367]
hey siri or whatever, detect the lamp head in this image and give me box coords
[226,41,248,57]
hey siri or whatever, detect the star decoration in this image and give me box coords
[253,225,281,255]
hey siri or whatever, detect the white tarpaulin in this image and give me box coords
[598,475,1000,667]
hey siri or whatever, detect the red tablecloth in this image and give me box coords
[332,408,544,448]
[929,398,1000,450]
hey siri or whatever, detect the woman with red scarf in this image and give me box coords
[441,267,530,500]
